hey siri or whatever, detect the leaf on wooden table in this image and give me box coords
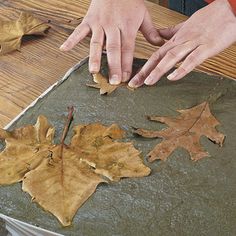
[134,102,225,162]
[0,12,50,55]
[87,73,119,95]
[0,116,55,185]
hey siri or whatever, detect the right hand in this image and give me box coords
[60,0,164,84]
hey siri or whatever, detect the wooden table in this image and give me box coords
[0,0,235,128]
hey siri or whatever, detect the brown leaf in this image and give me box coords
[0,114,150,226]
[134,102,225,162]
[22,145,106,226]
[0,116,55,185]
[87,73,119,95]
[70,123,151,181]
[0,12,50,55]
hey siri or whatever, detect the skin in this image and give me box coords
[60,0,164,85]
[61,0,236,87]
[129,0,236,87]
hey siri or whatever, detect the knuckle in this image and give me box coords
[121,44,134,53]
[106,43,120,51]
[90,40,103,47]
[154,66,163,74]
[166,50,178,59]
[152,51,160,61]
[146,27,156,37]
[186,54,198,64]
[138,70,147,80]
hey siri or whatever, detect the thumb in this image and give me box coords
[140,11,165,46]
[159,22,184,40]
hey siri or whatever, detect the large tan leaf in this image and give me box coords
[22,145,106,226]
[0,110,150,226]
[0,12,49,55]
[134,102,225,162]
[0,116,55,185]
[70,123,151,181]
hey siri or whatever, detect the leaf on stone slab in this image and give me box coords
[87,73,119,95]
[134,102,225,162]
[22,145,106,227]
[0,116,55,185]
[0,12,50,55]
[0,111,150,226]
[70,123,151,181]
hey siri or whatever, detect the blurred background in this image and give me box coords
[150,0,168,7]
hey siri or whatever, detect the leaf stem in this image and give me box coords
[60,106,74,146]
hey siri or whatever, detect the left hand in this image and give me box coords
[129,0,236,88]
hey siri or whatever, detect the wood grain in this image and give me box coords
[0,0,235,128]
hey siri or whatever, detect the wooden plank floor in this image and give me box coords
[0,0,235,128]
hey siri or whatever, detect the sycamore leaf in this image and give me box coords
[0,12,50,55]
[87,73,119,95]
[134,102,225,162]
[0,116,55,185]
[22,145,106,226]
[70,123,151,181]
[0,111,150,226]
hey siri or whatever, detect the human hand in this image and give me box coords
[129,0,236,88]
[60,0,164,85]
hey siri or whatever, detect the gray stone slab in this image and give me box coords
[0,56,236,236]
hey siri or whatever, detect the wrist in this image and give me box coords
[207,0,236,15]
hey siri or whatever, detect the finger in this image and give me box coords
[159,22,184,40]
[89,26,104,73]
[144,41,198,85]
[121,31,136,82]
[60,23,91,51]
[105,27,122,85]
[167,45,208,81]
[140,11,165,46]
[128,40,176,88]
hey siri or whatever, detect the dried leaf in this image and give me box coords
[0,116,55,185]
[134,102,225,162]
[0,12,50,55]
[22,145,106,226]
[70,123,151,181]
[87,73,119,95]
[0,114,150,226]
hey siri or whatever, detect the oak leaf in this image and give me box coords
[134,102,225,162]
[0,111,150,226]
[0,12,50,55]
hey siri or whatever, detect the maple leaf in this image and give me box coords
[70,123,151,181]
[0,116,55,185]
[134,102,225,162]
[87,73,119,95]
[0,12,50,55]
[0,107,150,226]
[22,145,106,226]
[87,73,134,95]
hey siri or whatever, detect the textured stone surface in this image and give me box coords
[0,57,236,236]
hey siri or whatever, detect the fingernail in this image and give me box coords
[144,76,154,85]
[110,75,120,85]
[60,43,67,51]
[128,80,136,88]
[149,31,158,39]
[122,72,130,82]
[90,63,99,73]
[167,70,178,80]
